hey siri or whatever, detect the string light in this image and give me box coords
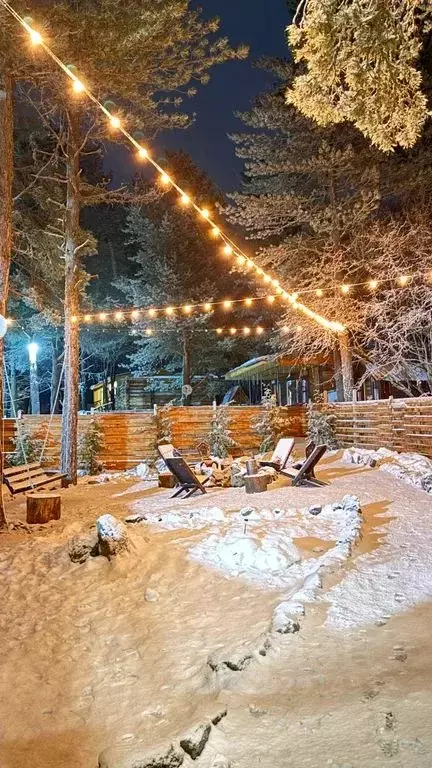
[256,326,264,335]
[203,302,212,311]
[398,275,410,286]
[137,147,148,160]
[236,254,246,266]
[263,275,272,284]
[230,327,237,335]
[316,289,324,297]
[165,307,174,316]
[145,329,153,336]
[211,226,220,238]
[243,327,251,335]
[131,310,140,320]
[84,314,91,322]
[71,315,78,324]
[267,296,275,304]
[369,279,378,291]
[341,284,351,294]
[115,311,124,321]
[223,244,233,256]
[0,0,367,337]
[244,298,253,307]
[72,78,85,94]
[216,328,223,335]
[148,308,157,317]
[223,300,233,309]
[183,304,192,314]
[160,172,171,186]
[99,312,107,321]
[29,27,42,45]
[180,193,190,206]
[109,115,121,130]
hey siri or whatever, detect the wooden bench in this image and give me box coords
[2,463,68,496]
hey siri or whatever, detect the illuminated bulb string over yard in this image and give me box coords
[0,0,346,334]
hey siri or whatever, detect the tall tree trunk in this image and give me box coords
[8,353,16,417]
[339,330,354,401]
[61,107,81,484]
[50,336,62,414]
[29,359,40,415]
[181,331,191,405]
[333,343,345,402]
[0,69,13,528]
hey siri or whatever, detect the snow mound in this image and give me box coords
[190,530,301,585]
[130,505,227,531]
[343,446,432,494]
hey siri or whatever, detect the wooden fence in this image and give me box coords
[2,405,306,470]
[3,398,432,470]
[322,396,432,458]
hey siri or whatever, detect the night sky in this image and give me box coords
[107,0,291,194]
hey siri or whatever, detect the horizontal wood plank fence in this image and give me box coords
[3,398,432,470]
[321,396,432,458]
[1,406,306,470]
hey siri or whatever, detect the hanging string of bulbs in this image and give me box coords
[3,271,426,327]
[0,0,347,335]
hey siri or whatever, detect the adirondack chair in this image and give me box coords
[281,444,328,487]
[2,462,68,496]
[163,456,208,498]
[258,438,295,472]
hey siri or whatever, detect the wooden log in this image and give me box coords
[158,473,176,489]
[26,492,61,524]
[244,474,270,494]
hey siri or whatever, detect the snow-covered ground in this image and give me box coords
[2,448,432,767]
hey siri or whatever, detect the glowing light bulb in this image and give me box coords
[211,227,220,238]
[272,279,279,288]
[145,328,153,336]
[138,147,148,160]
[282,291,289,300]
[316,288,324,297]
[180,193,190,206]
[256,268,264,276]
[230,327,237,335]
[243,327,251,335]
[148,308,157,317]
[5,318,12,327]
[263,274,272,284]
[115,311,124,321]
[160,173,171,186]
[29,28,42,45]
[223,244,233,256]
[282,325,289,333]
[369,279,378,291]
[200,208,210,219]
[398,275,410,286]
[84,314,92,322]
[110,115,121,130]
[256,326,264,335]
[72,78,85,94]
[236,254,246,266]
[183,304,192,314]
[216,328,223,335]
[267,295,275,304]
[296,325,302,332]
[341,284,350,294]
[166,306,174,316]
[244,298,253,307]
[99,312,107,321]
[223,300,233,310]
[71,316,78,324]
[131,310,140,320]
[203,303,212,312]
[292,292,299,301]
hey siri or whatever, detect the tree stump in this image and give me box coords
[244,474,269,494]
[27,492,61,524]
[158,473,176,489]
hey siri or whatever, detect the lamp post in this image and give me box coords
[28,341,40,415]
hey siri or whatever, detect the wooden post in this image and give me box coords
[27,492,62,524]
[244,474,269,494]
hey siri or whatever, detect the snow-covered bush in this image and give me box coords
[207,405,237,458]
[253,386,290,453]
[78,419,104,475]
[156,401,174,445]
[307,401,338,449]
[11,422,44,466]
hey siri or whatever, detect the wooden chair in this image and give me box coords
[3,463,68,496]
[163,456,208,498]
[281,444,328,487]
[258,438,295,472]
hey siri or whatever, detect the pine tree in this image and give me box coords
[252,386,289,453]
[78,418,104,475]
[307,401,338,449]
[286,0,431,151]
[207,405,237,458]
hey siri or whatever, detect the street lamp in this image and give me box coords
[27,342,40,415]
[28,342,39,366]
